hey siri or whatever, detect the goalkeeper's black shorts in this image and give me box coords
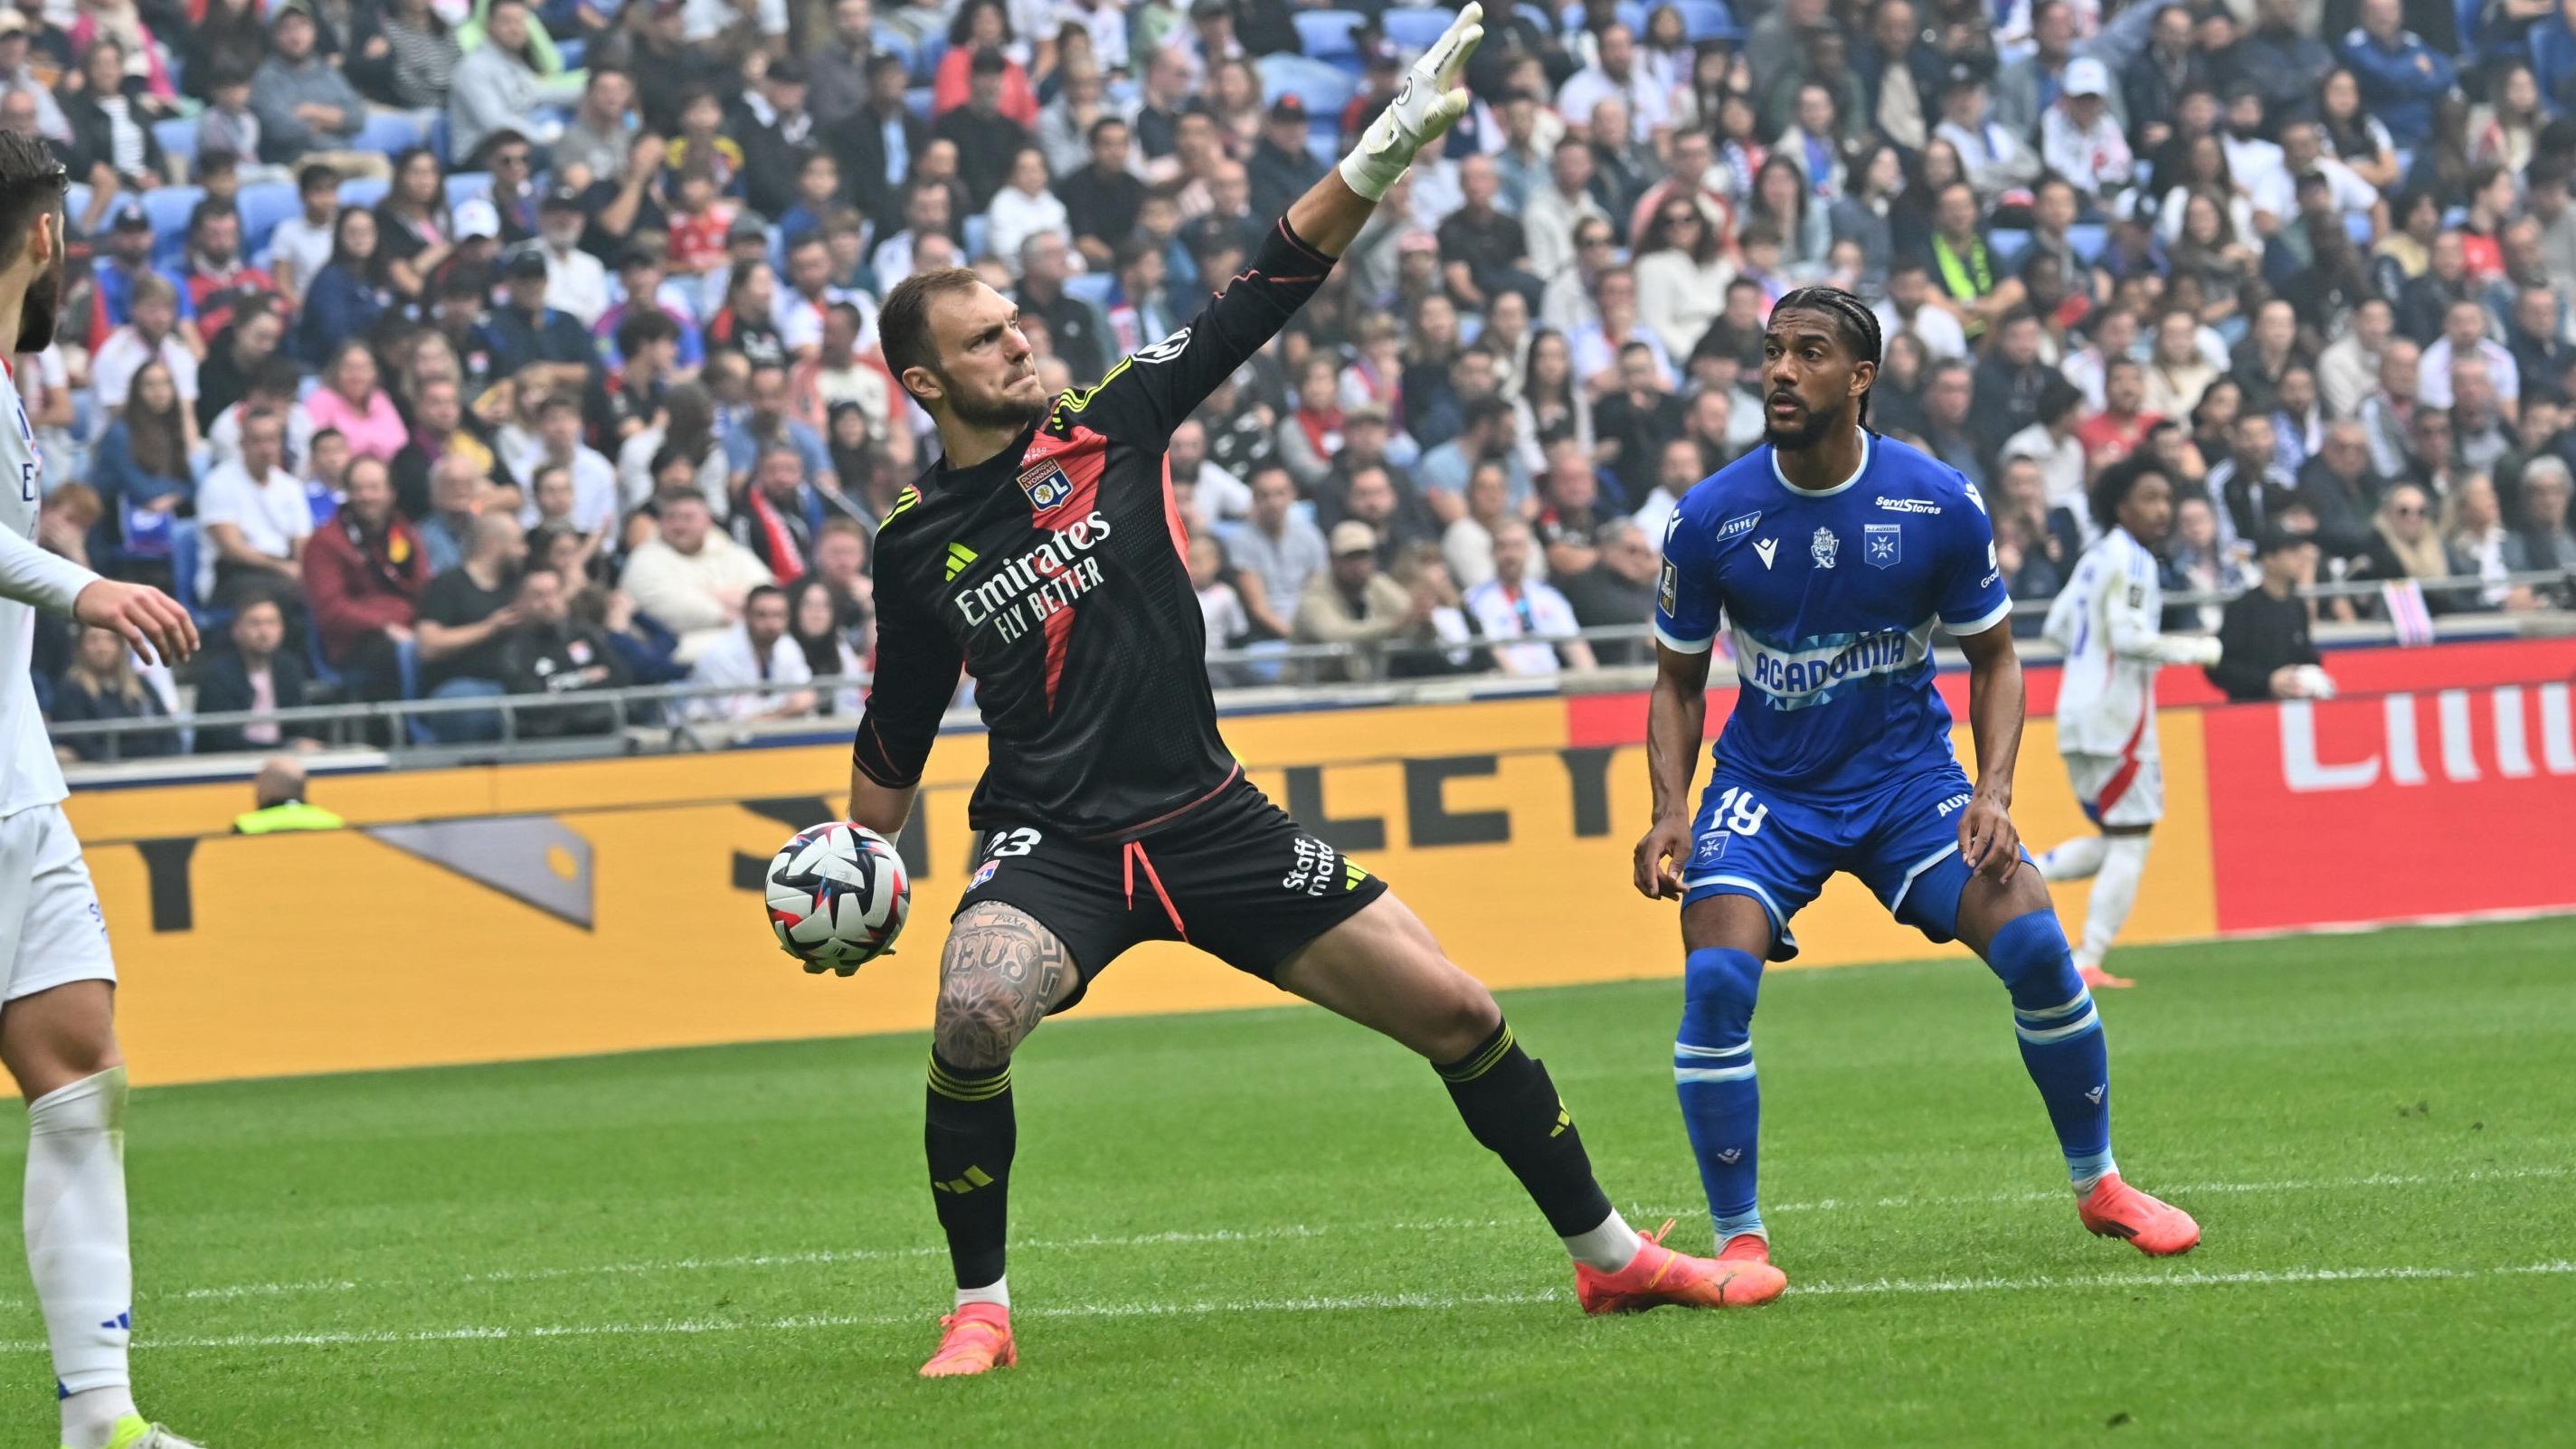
[952,772,1389,1014]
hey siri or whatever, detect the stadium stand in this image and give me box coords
[9,0,2572,763]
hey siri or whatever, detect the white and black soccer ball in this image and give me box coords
[765,822,910,974]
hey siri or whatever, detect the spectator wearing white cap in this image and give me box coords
[2041,57,2132,208]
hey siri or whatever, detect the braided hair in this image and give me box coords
[1770,285,1883,425]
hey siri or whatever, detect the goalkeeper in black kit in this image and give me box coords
[843,7,1770,1379]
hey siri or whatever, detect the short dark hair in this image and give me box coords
[2090,454,2170,532]
[1463,394,1516,432]
[1771,284,1884,421]
[1087,115,1129,144]
[0,131,64,269]
[249,355,302,398]
[614,307,679,357]
[297,161,341,194]
[878,266,986,390]
[747,582,787,611]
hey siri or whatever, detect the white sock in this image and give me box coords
[62,1387,137,1449]
[1561,1208,1645,1272]
[2078,836,2153,970]
[955,1274,1009,1311]
[2037,833,2108,883]
[25,1068,135,1449]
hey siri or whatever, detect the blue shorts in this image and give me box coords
[1681,760,2018,962]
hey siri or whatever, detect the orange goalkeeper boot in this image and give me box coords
[1575,1219,1786,1312]
[919,1302,1017,1378]
[2078,1173,2202,1255]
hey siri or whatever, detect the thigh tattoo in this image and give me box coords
[934,904,1074,1067]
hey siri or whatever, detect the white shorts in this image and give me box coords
[2064,751,2164,829]
[0,805,117,1003]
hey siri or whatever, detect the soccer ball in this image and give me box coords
[765,822,910,974]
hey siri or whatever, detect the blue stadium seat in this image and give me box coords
[911,32,947,85]
[2344,211,2375,246]
[337,176,390,211]
[872,25,916,75]
[2534,23,2576,104]
[355,109,431,156]
[1381,8,1451,52]
[1258,52,1356,115]
[554,36,586,71]
[1063,272,1114,307]
[64,182,89,223]
[1986,227,2031,261]
[1672,0,1740,42]
[153,117,197,168]
[962,213,990,259]
[904,85,933,122]
[142,185,204,267]
[445,171,492,209]
[238,181,299,258]
[2065,222,2106,263]
[1294,8,1367,62]
[1515,4,1556,34]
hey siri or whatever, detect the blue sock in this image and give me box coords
[1985,909,2117,1189]
[1676,947,1766,1241]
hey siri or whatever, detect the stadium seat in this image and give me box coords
[1064,272,1114,307]
[872,25,916,75]
[2533,24,2576,103]
[355,109,431,156]
[905,85,933,122]
[962,213,990,260]
[1258,52,1357,116]
[911,32,947,85]
[1381,8,1452,52]
[238,181,299,258]
[2065,222,2106,263]
[554,36,585,70]
[142,185,204,267]
[337,176,390,211]
[1294,9,1367,62]
[428,111,452,163]
[1672,0,1740,42]
[153,117,197,168]
[1515,4,1556,34]
[446,171,493,209]
[64,182,89,223]
[1986,227,2031,261]
[2344,210,2375,246]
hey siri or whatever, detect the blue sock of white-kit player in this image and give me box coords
[1985,910,2117,1190]
[1676,946,1766,1243]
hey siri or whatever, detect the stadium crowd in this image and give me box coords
[15,0,2576,756]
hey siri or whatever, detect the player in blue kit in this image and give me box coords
[1631,289,2201,1298]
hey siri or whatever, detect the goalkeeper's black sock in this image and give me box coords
[1436,1020,1624,1255]
[924,1053,1016,1295]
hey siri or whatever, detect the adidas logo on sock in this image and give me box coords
[2085,1085,2106,1104]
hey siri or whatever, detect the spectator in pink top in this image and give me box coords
[305,339,409,463]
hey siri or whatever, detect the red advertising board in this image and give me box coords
[2203,678,2576,932]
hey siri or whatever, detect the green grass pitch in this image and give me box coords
[7,917,2573,1447]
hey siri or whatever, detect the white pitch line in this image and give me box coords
[8,1164,2558,1313]
[3,1263,2570,1358]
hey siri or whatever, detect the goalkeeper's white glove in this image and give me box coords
[1337,3,1486,202]
[2177,635,2224,667]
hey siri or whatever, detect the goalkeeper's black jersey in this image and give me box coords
[851,218,1334,839]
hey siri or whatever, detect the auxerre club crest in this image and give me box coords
[1810,526,1839,570]
[1864,522,1901,568]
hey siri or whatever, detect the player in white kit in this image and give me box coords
[2036,457,2221,990]
[0,135,207,1449]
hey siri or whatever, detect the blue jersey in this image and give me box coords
[1654,431,2011,796]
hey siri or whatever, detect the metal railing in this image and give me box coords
[43,569,2576,762]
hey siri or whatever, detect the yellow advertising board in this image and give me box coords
[63,695,2217,1086]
